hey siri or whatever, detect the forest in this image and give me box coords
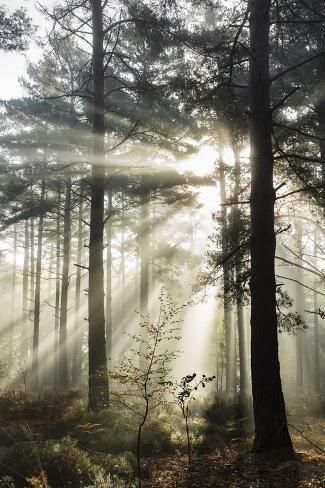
[0,0,324,487]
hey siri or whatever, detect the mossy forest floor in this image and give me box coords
[0,391,323,488]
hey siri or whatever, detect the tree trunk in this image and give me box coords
[140,181,150,318]
[121,191,126,311]
[313,230,321,393]
[249,0,293,453]
[233,146,249,400]
[219,154,236,396]
[21,219,30,364]
[295,222,304,395]
[8,224,17,372]
[88,0,109,410]
[59,177,71,386]
[54,190,61,386]
[32,179,46,388]
[30,217,35,356]
[105,188,113,365]
[72,189,84,385]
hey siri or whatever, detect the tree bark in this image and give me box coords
[72,189,84,385]
[30,216,35,356]
[54,190,61,386]
[105,188,113,365]
[21,219,30,363]
[249,0,293,453]
[313,230,321,394]
[232,147,249,400]
[295,222,304,395]
[88,0,109,410]
[8,224,17,372]
[219,154,236,396]
[59,177,71,386]
[140,182,150,317]
[32,179,46,388]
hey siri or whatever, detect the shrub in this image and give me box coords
[10,436,102,488]
[84,471,135,488]
[0,477,15,488]
[101,452,137,480]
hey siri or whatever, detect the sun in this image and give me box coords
[179,144,217,176]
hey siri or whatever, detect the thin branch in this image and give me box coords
[271,52,324,83]
[276,275,325,297]
[275,256,324,279]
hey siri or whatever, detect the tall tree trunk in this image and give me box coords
[32,180,46,388]
[138,181,150,368]
[120,191,126,312]
[59,177,71,386]
[105,188,113,365]
[219,154,236,396]
[54,190,61,386]
[8,224,17,372]
[233,146,249,400]
[249,0,292,453]
[88,0,109,410]
[30,217,35,356]
[313,230,321,393]
[140,181,150,320]
[295,222,304,394]
[72,190,84,385]
[21,220,30,364]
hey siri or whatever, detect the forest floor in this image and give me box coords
[143,417,325,488]
[145,446,324,487]
[0,392,323,488]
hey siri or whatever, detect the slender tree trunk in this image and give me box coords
[30,217,35,356]
[140,183,150,320]
[219,154,236,396]
[88,0,109,410]
[295,222,304,395]
[105,188,113,365]
[21,220,30,364]
[59,177,71,386]
[232,147,249,400]
[72,190,84,385]
[32,180,46,388]
[54,191,61,386]
[121,191,126,311]
[313,230,321,393]
[138,182,150,368]
[249,0,292,453]
[8,224,17,372]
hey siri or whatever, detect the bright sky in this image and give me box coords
[0,0,55,99]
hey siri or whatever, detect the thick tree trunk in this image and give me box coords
[32,180,46,388]
[219,154,236,396]
[72,190,84,385]
[105,188,113,365]
[88,0,109,410]
[59,177,71,386]
[249,0,292,453]
[21,220,30,363]
[54,190,61,386]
